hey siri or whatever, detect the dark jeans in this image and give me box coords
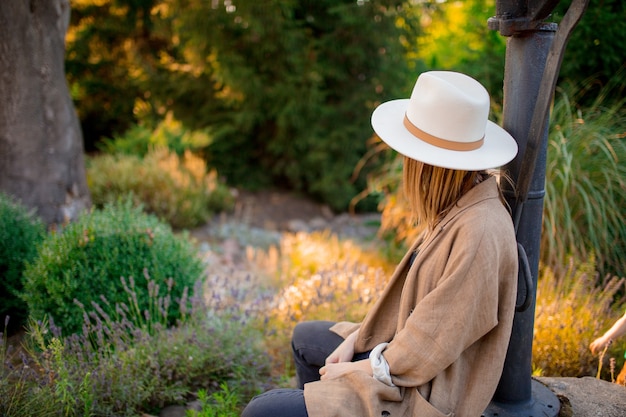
[241,321,369,417]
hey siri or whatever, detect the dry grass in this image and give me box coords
[533,258,626,379]
[238,231,626,383]
[87,148,234,229]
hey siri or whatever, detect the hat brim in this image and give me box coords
[371,99,518,171]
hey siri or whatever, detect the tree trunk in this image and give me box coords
[0,0,90,226]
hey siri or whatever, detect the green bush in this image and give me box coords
[87,147,234,229]
[22,200,204,335]
[554,0,626,100]
[0,193,46,332]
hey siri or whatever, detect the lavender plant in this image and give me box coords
[2,273,270,416]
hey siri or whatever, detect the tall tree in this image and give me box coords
[65,0,162,151]
[152,0,420,210]
[65,0,420,211]
[0,0,90,225]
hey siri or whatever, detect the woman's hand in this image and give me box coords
[319,359,372,381]
[325,330,358,364]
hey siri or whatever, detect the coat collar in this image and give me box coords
[411,176,502,255]
[439,176,501,228]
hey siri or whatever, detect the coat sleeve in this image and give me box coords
[382,214,515,387]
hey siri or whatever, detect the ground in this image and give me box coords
[189,188,381,245]
[217,189,338,230]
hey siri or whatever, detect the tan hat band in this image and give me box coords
[403,114,484,151]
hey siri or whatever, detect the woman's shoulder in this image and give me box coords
[441,190,516,253]
[448,188,513,232]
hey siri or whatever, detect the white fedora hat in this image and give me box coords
[371,71,518,171]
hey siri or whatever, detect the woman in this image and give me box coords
[242,71,520,417]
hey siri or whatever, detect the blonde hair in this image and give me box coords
[403,156,490,230]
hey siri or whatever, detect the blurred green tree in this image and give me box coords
[67,0,420,210]
[151,0,420,210]
[554,0,626,98]
[67,0,624,211]
[66,0,167,151]
[414,0,506,102]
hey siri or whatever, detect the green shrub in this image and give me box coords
[87,147,234,229]
[98,115,212,158]
[22,200,204,335]
[156,0,418,211]
[0,193,46,332]
[553,0,626,99]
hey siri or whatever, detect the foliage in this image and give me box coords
[186,384,241,417]
[0,193,46,333]
[22,200,204,335]
[414,0,506,102]
[65,0,165,150]
[87,147,234,229]
[250,230,393,375]
[554,0,626,100]
[98,113,213,158]
[7,218,625,415]
[147,0,419,210]
[543,75,626,277]
[67,0,420,210]
[1,279,269,416]
[414,0,626,105]
[65,0,624,211]
[532,259,626,378]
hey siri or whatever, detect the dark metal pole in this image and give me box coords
[483,1,589,416]
[485,24,560,416]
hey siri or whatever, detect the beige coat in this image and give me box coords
[304,177,518,417]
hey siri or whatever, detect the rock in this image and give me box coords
[158,400,201,417]
[309,216,329,230]
[286,219,310,233]
[538,376,626,417]
[158,404,186,417]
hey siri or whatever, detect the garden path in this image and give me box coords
[190,188,381,243]
[187,188,382,281]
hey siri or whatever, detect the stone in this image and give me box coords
[286,219,310,233]
[538,376,626,417]
[158,399,201,417]
[158,404,186,417]
[309,216,329,230]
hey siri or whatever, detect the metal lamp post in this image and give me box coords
[483,1,589,416]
